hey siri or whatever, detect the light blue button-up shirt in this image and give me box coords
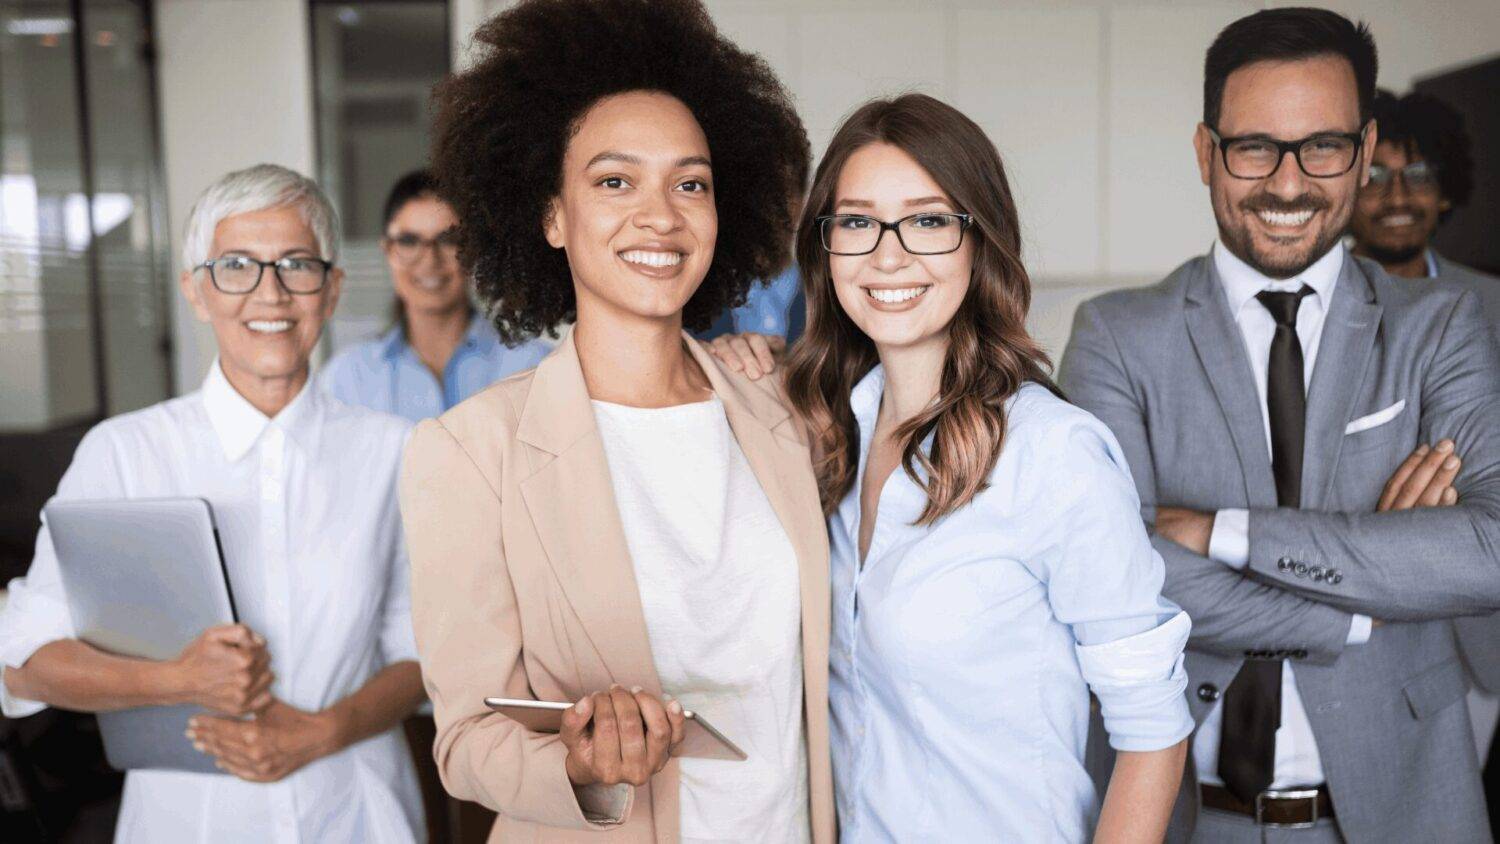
[320,316,549,421]
[828,367,1194,842]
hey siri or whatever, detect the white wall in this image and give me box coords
[154,0,317,391]
[158,0,1499,378]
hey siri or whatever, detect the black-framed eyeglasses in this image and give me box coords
[1364,160,1440,195]
[1208,123,1369,179]
[385,229,460,265]
[816,212,973,256]
[196,254,333,295]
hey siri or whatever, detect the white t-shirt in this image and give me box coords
[593,396,809,844]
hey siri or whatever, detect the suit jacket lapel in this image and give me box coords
[515,329,662,694]
[1302,258,1382,509]
[1183,260,1279,508]
[682,339,831,708]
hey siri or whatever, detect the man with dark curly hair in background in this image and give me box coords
[397,0,829,841]
[1350,90,1500,316]
[1350,89,1500,831]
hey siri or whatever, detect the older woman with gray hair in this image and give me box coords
[0,164,426,842]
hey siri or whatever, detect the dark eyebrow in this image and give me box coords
[904,196,951,207]
[834,199,873,210]
[585,151,712,169]
[1226,129,1357,141]
[586,151,640,168]
[834,196,952,211]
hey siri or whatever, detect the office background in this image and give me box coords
[0,0,1496,839]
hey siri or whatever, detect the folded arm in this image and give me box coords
[1243,292,1500,620]
[1059,300,1356,662]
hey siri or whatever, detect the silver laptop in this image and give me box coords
[44,497,239,773]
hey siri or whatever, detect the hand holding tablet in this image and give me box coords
[486,688,747,788]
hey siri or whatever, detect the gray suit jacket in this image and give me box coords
[1434,254,1500,695]
[1060,253,1500,842]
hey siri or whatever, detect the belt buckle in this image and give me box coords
[1254,787,1320,829]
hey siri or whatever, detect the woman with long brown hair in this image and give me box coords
[712,93,1192,841]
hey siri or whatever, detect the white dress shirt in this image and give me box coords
[1196,240,1371,790]
[593,397,809,844]
[0,361,423,843]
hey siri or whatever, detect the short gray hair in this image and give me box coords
[181,164,340,270]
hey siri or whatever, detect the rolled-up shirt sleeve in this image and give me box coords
[1029,415,1194,752]
[0,427,122,718]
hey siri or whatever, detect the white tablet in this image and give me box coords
[485,697,747,761]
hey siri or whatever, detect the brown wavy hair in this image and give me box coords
[783,94,1058,524]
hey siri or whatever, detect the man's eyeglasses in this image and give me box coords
[816,212,973,256]
[196,255,333,295]
[386,230,460,265]
[1363,160,1440,195]
[1208,124,1368,180]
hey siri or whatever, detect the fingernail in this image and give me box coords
[185,728,196,739]
[630,685,643,694]
[668,700,683,714]
[194,742,205,752]
[1417,444,1430,454]
[1445,457,1459,469]
[1438,440,1454,453]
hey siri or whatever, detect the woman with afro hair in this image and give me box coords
[399,0,830,841]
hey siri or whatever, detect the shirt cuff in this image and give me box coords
[1347,614,1374,645]
[574,783,632,825]
[1076,611,1196,751]
[1208,509,1250,569]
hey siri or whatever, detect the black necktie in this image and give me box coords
[1218,285,1313,802]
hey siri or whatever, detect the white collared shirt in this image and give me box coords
[1197,240,1371,791]
[0,362,422,843]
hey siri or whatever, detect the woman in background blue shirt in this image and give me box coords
[715,94,1192,842]
[321,171,548,420]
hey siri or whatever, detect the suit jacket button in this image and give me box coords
[1294,563,1308,577]
[1278,556,1294,571]
[1198,683,1220,702]
[1328,571,1343,585]
[1310,566,1325,581]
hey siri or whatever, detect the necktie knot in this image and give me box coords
[1255,286,1313,328]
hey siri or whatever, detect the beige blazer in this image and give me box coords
[400,328,834,843]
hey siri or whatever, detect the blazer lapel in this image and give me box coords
[683,337,831,659]
[515,330,662,694]
[1302,259,1381,509]
[1183,261,1279,509]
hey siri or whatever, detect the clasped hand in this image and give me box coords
[188,699,342,782]
[562,684,686,788]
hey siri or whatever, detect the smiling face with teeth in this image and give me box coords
[1194,54,1375,279]
[827,143,973,355]
[179,205,342,413]
[544,91,716,331]
[1350,140,1446,272]
[385,194,466,318]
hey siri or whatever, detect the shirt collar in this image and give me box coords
[378,326,406,361]
[1212,239,1344,318]
[201,359,319,462]
[850,364,886,428]
[381,313,495,362]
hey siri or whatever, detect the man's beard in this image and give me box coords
[1357,239,1427,267]
[1216,192,1343,280]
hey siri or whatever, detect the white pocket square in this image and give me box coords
[1345,399,1406,435]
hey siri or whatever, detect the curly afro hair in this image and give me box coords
[430,0,810,343]
[1372,89,1474,221]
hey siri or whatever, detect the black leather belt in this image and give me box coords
[1201,784,1334,828]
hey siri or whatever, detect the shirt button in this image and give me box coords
[1197,683,1220,703]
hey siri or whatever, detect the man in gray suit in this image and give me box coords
[1061,8,1500,842]
[1349,84,1500,828]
